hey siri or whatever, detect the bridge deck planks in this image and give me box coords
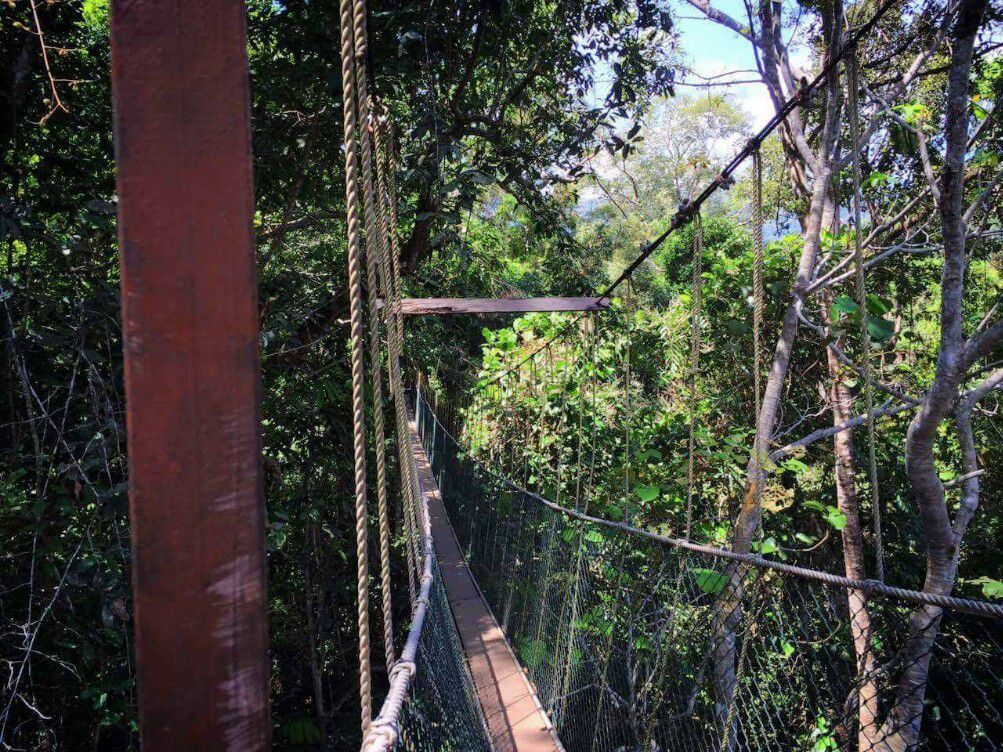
[410,422,561,752]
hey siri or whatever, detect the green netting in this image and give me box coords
[416,392,1003,752]
[390,557,492,752]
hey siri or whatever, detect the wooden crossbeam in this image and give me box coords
[389,296,610,316]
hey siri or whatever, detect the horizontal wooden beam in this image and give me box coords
[388,296,611,316]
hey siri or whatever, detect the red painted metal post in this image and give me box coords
[109,3,270,750]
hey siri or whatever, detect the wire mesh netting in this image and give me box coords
[415,392,1003,752]
[361,394,492,752]
[389,557,493,752]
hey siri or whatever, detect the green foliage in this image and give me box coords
[4,1,1003,748]
[967,577,1003,600]
[690,567,728,594]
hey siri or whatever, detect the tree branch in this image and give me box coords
[769,400,916,461]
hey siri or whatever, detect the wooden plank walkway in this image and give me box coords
[396,296,609,315]
[410,422,562,752]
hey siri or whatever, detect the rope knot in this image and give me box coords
[389,660,417,684]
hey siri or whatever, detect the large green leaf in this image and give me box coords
[969,577,1003,599]
[691,567,728,594]
[634,483,660,503]
[867,316,895,342]
[829,296,858,321]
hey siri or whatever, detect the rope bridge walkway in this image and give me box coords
[328,0,1003,749]
[99,0,1001,750]
[413,390,1003,752]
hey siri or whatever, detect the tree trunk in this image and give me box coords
[712,4,845,740]
[872,2,989,749]
[822,288,880,750]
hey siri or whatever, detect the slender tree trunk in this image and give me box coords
[822,287,880,750]
[712,4,845,741]
[712,118,840,752]
[872,2,989,749]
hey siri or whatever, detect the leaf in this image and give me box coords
[584,529,604,544]
[781,640,795,659]
[867,316,895,342]
[825,510,847,531]
[863,171,889,189]
[634,483,660,503]
[691,567,728,594]
[830,296,858,318]
[753,537,779,555]
[631,634,653,652]
[968,577,1003,599]
[889,121,918,156]
[783,458,810,475]
[865,294,891,315]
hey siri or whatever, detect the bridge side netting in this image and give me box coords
[386,558,492,752]
[361,407,492,752]
[416,392,1003,752]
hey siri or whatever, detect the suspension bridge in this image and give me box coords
[103,0,1003,751]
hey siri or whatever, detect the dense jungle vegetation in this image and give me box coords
[1,0,1002,750]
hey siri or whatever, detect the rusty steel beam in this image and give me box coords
[110,2,270,750]
[392,296,611,315]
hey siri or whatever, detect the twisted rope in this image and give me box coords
[374,114,420,602]
[752,150,764,431]
[751,150,766,548]
[362,427,436,752]
[337,0,371,733]
[349,2,394,671]
[848,48,884,582]
[377,119,422,598]
[685,215,703,540]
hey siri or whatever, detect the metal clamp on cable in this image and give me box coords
[716,172,736,190]
[672,198,692,227]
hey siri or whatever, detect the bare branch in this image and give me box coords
[769,400,916,461]
[27,0,69,124]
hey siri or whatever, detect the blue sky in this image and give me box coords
[671,0,813,128]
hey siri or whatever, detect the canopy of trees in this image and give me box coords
[1,0,1001,750]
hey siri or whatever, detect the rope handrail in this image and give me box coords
[417,392,1003,620]
[361,422,436,752]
